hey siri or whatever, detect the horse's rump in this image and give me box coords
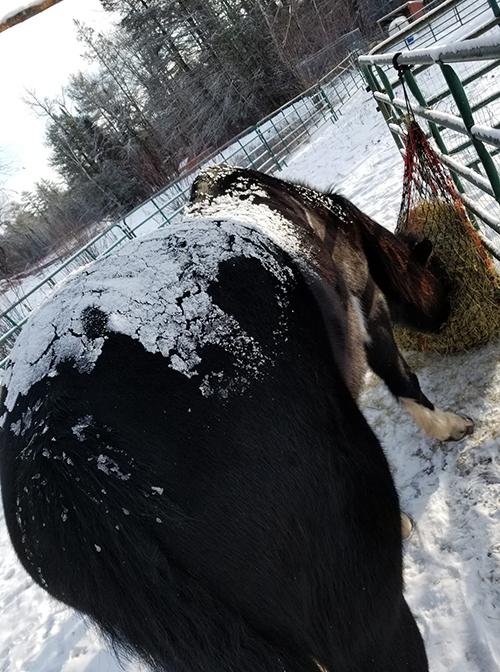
[0,168,430,672]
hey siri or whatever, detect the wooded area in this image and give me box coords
[0,0,401,277]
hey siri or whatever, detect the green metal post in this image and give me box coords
[374,66,395,99]
[341,76,350,99]
[120,217,136,238]
[311,86,328,123]
[361,63,380,93]
[290,102,311,138]
[487,0,500,18]
[440,63,500,203]
[268,117,291,154]
[454,6,463,25]
[255,127,281,171]
[363,64,404,151]
[331,80,343,103]
[349,65,358,89]
[375,65,406,120]
[317,82,338,123]
[403,70,446,153]
[151,197,171,226]
[237,139,258,169]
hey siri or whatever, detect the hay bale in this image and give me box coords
[394,200,500,354]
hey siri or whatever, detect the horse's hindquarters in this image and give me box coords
[0,214,425,672]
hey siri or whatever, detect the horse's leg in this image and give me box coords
[363,286,473,441]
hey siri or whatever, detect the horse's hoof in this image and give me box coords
[445,414,475,442]
[461,415,475,435]
[401,511,414,540]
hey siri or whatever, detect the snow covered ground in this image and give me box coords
[1,87,500,671]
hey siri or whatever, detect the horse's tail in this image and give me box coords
[1,386,318,672]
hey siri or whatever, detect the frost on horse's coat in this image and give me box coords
[1,166,471,672]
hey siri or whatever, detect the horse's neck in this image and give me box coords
[350,209,407,302]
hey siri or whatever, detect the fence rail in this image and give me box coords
[0,55,365,368]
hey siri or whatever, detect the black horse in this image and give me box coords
[0,166,472,672]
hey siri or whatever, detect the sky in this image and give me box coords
[0,0,116,197]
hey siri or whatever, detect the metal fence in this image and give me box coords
[297,29,367,82]
[0,55,365,368]
[371,0,500,54]
[359,17,500,261]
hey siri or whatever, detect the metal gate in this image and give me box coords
[359,30,500,262]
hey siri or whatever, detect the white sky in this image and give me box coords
[0,0,116,197]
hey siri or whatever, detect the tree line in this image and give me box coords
[1,0,401,278]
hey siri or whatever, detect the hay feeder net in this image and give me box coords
[394,119,500,354]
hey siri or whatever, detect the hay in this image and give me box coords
[394,200,500,354]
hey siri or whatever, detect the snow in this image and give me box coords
[71,416,93,442]
[365,32,500,65]
[95,454,130,481]
[3,199,308,412]
[1,86,500,672]
[471,123,500,148]
[374,92,470,135]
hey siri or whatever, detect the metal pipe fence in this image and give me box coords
[0,55,365,368]
[370,0,498,54]
[359,27,500,262]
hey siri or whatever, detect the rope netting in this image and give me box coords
[394,119,500,354]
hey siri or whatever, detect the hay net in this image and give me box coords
[394,119,500,354]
